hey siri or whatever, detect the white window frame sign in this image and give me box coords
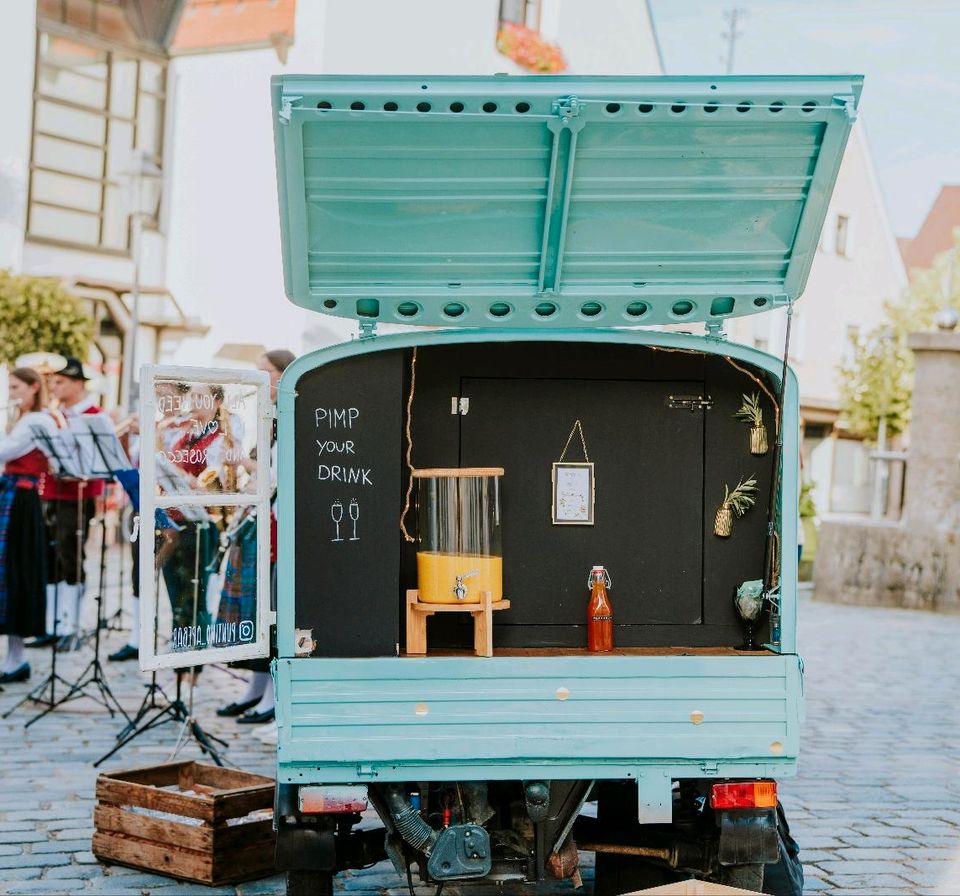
[139,365,273,672]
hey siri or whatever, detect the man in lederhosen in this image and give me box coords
[30,358,107,650]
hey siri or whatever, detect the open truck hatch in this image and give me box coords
[274,74,860,328]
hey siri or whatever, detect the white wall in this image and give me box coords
[554,0,662,75]
[0,0,37,273]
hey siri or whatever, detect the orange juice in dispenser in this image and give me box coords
[413,468,504,604]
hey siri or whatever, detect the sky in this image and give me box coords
[647,0,960,238]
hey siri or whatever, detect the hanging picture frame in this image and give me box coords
[552,461,595,525]
[551,419,595,525]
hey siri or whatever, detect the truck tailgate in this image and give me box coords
[276,654,801,783]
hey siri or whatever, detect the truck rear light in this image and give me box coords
[710,781,777,810]
[298,785,368,814]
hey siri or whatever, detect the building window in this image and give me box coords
[835,214,850,257]
[27,28,166,253]
[499,0,542,30]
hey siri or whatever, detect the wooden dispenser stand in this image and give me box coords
[406,590,511,658]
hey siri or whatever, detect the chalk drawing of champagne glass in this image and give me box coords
[331,499,344,542]
[349,498,360,541]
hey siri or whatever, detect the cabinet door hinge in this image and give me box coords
[450,397,470,415]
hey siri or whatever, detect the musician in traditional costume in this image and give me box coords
[0,369,57,682]
[33,357,107,650]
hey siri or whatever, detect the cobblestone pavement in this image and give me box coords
[2,584,960,895]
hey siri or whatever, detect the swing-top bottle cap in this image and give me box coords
[591,565,605,571]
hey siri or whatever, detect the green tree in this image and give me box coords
[0,270,93,365]
[837,229,960,440]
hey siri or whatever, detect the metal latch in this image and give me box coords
[552,95,582,122]
[294,629,316,657]
[278,95,303,124]
[667,395,713,412]
[450,397,470,415]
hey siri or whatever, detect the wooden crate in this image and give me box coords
[93,761,276,886]
[625,880,762,895]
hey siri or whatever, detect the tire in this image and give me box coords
[285,870,333,896]
[720,862,764,891]
[762,803,804,896]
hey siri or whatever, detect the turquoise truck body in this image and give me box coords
[268,73,857,890]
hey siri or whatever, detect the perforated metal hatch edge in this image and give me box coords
[272,74,862,329]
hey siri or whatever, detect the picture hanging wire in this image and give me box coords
[558,419,591,463]
[763,300,794,593]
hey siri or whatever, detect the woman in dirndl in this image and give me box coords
[0,368,57,683]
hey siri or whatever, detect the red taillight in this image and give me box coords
[298,785,368,814]
[710,780,777,810]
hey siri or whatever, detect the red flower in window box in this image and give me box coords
[496,21,567,74]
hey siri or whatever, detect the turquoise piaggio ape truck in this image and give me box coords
[265,74,859,895]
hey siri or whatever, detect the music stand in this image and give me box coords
[3,426,83,722]
[21,420,131,727]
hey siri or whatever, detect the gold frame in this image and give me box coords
[551,461,595,526]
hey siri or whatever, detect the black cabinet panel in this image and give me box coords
[459,377,704,627]
[294,351,404,656]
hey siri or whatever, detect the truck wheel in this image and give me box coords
[720,863,764,891]
[285,870,333,896]
[761,803,804,896]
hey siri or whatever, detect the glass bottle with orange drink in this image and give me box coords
[587,565,613,652]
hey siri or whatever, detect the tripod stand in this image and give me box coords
[25,485,130,727]
[21,427,132,727]
[5,428,86,723]
[2,579,72,720]
[94,669,227,767]
[95,516,227,766]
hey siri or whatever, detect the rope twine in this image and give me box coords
[399,348,418,543]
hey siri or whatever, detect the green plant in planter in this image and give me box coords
[714,475,758,537]
[734,392,768,455]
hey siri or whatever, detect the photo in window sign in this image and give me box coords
[151,380,262,657]
[153,380,258,497]
[152,508,260,657]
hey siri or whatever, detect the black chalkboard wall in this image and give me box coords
[294,340,777,656]
[294,350,404,656]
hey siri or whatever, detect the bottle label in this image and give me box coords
[592,615,613,622]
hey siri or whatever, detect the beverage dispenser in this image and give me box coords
[413,467,503,604]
